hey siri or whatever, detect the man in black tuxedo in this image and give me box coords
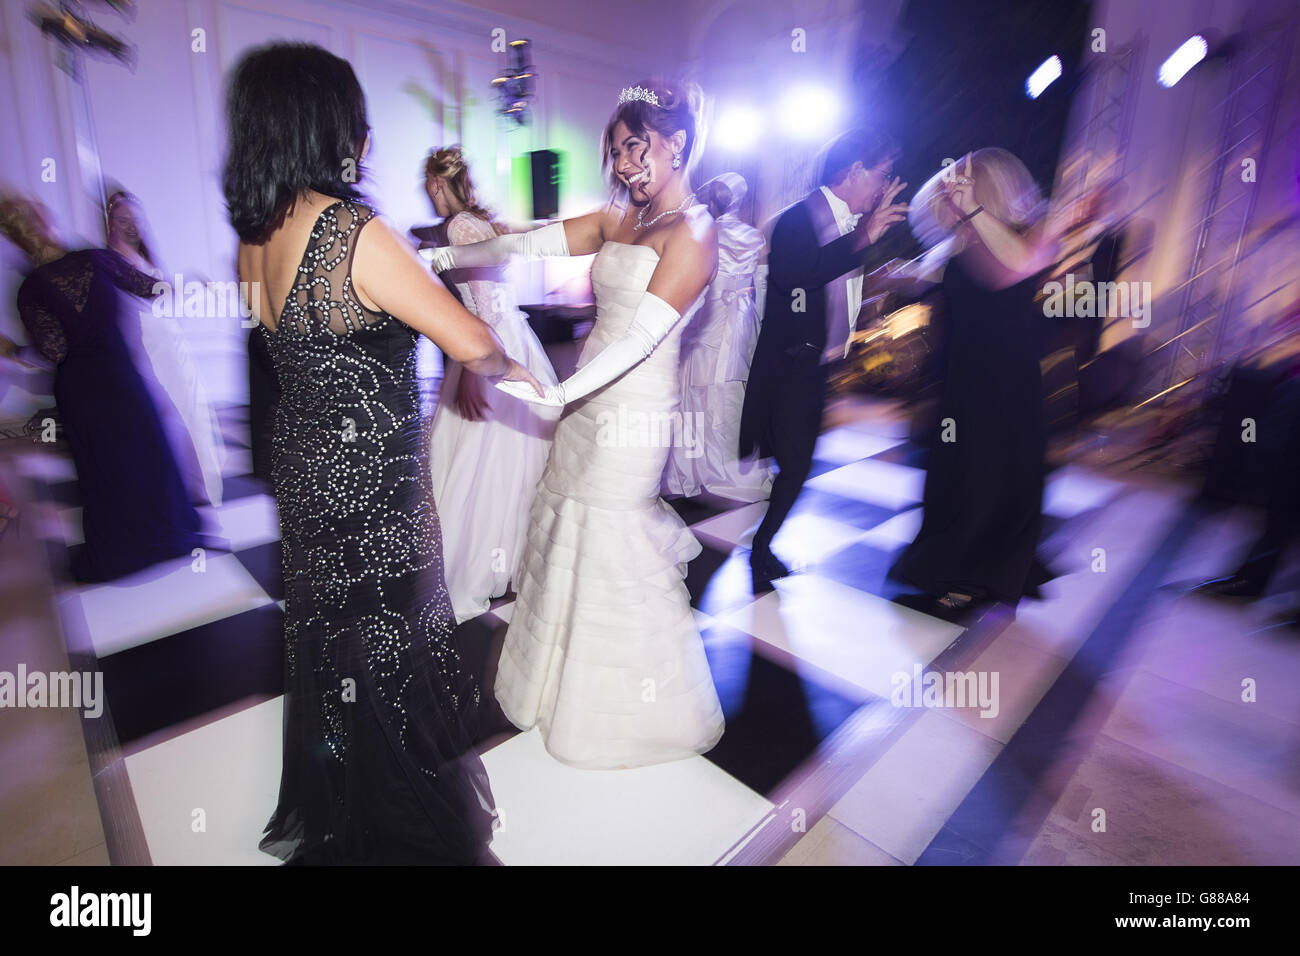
[739,128,907,591]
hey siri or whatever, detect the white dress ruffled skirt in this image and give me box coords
[495,241,725,769]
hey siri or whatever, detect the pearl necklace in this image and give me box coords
[636,191,695,231]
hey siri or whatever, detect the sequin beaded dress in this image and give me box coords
[258,200,494,864]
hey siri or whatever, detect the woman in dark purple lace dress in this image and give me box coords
[1,196,203,582]
[223,43,541,864]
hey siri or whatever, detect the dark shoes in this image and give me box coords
[1190,573,1266,602]
[892,591,985,625]
[750,546,791,593]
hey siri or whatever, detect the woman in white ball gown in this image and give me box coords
[425,146,560,623]
[430,80,725,769]
[662,172,773,502]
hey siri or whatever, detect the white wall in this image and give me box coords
[1,0,700,406]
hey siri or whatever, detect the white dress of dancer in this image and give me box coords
[663,177,773,501]
[117,256,226,506]
[440,227,725,770]
[428,211,559,623]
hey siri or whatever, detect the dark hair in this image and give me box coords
[600,79,704,198]
[819,127,899,187]
[222,43,370,243]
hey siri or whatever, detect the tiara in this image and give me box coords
[618,86,659,107]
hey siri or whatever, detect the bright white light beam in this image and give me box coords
[1026,55,1062,99]
[1158,35,1208,88]
[714,105,762,151]
[778,85,839,141]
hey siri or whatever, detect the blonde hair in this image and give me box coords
[0,194,62,264]
[909,147,1045,250]
[424,146,506,235]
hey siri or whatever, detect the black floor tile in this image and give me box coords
[221,473,274,502]
[46,479,81,507]
[234,540,283,601]
[813,538,913,601]
[96,603,284,746]
[806,458,841,479]
[701,623,861,796]
[453,611,516,745]
[668,494,737,526]
[791,487,898,532]
[870,443,929,468]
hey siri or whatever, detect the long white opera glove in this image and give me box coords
[495,292,682,407]
[428,221,569,272]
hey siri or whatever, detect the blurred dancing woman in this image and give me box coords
[106,190,227,506]
[0,196,203,582]
[663,172,773,501]
[425,146,559,623]
[223,42,541,863]
[886,149,1057,621]
[430,79,724,768]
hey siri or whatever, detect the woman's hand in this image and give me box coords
[499,358,547,398]
[454,369,488,421]
[945,174,978,216]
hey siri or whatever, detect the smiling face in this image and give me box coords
[607,119,685,207]
[108,199,140,248]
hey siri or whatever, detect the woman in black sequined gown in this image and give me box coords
[224,43,541,864]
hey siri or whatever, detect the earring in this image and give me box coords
[671,151,682,170]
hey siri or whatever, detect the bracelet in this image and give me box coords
[956,205,984,226]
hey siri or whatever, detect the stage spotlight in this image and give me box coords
[1158,35,1208,88]
[714,105,762,151]
[778,84,839,140]
[1026,55,1062,99]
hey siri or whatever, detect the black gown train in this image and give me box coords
[891,251,1049,604]
[257,200,494,864]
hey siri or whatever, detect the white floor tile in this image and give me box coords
[1043,465,1127,519]
[124,698,282,865]
[814,429,903,466]
[857,507,922,549]
[829,710,1002,863]
[689,502,765,551]
[60,552,275,657]
[55,506,83,545]
[482,727,772,865]
[806,458,925,511]
[777,815,904,866]
[719,575,963,700]
[690,502,867,568]
[13,450,77,483]
[205,494,280,550]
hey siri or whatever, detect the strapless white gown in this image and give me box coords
[495,241,725,769]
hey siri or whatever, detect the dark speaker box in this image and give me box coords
[529,149,560,220]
